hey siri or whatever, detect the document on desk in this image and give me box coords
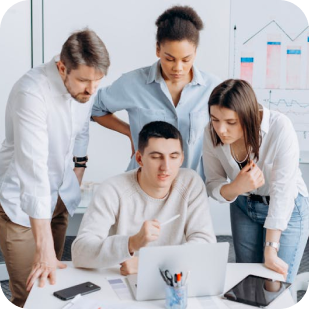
[107,278,134,301]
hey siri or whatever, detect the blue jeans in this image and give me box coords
[230,194,309,283]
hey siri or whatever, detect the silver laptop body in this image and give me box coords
[127,242,229,301]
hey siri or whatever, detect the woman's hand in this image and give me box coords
[233,161,265,195]
[264,246,288,280]
[220,161,265,201]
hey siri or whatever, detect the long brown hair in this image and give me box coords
[208,79,262,161]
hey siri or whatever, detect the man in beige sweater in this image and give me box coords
[72,121,216,275]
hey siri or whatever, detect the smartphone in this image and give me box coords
[223,275,291,308]
[53,282,101,300]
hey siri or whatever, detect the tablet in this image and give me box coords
[223,275,291,308]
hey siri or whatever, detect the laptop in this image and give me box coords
[127,242,229,301]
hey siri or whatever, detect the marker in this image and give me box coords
[161,214,180,226]
[62,294,82,309]
[176,273,182,287]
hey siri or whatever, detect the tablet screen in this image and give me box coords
[224,275,291,308]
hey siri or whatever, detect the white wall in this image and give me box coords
[0,0,31,142]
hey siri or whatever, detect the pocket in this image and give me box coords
[189,110,208,145]
[138,108,165,131]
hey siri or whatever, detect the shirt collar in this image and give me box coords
[45,55,70,97]
[260,105,270,135]
[146,60,206,86]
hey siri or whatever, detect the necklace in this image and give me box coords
[230,143,249,164]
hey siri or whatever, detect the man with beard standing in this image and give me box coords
[0,29,110,307]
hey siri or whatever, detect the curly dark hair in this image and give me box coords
[155,6,204,46]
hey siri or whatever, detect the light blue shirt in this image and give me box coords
[92,61,220,179]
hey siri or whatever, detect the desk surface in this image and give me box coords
[25,262,295,309]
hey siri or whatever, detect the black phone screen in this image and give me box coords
[224,275,291,308]
[53,282,101,300]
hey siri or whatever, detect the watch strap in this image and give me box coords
[265,241,280,252]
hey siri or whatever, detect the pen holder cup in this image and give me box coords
[165,285,187,309]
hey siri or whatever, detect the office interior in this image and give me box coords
[0,0,309,307]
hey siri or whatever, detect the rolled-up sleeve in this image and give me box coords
[264,118,299,231]
[91,73,135,118]
[73,105,91,157]
[13,91,52,219]
[203,127,237,203]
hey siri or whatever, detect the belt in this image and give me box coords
[248,194,270,205]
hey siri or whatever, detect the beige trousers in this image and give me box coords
[0,198,69,308]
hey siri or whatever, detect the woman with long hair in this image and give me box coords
[203,79,309,283]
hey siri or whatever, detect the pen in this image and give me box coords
[183,271,190,286]
[161,214,180,226]
[62,294,82,309]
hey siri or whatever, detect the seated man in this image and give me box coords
[72,121,216,275]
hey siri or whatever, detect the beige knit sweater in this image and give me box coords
[72,168,216,268]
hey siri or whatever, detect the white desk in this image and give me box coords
[24,262,295,309]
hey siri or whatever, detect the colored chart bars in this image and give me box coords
[266,35,281,88]
[240,52,254,85]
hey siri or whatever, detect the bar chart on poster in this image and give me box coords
[229,0,309,163]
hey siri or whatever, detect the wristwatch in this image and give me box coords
[265,241,280,252]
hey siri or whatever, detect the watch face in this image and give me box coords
[266,242,280,251]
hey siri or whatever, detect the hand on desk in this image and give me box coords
[26,243,67,291]
[120,256,139,275]
[264,246,288,280]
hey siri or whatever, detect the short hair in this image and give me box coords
[208,79,262,161]
[138,121,183,153]
[60,28,110,74]
[155,6,204,47]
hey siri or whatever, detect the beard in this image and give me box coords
[64,77,91,103]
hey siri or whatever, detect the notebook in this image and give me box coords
[127,243,229,301]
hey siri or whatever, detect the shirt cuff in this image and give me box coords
[91,109,110,119]
[20,193,52,219]
[264,217,287,231]
[73,143,88,157]
[212,183,238,204]
[119,235,135,262]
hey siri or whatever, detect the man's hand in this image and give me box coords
[27,218,67,291]
[232,161,265,195]
[264,246,288,280]
[120,257,139,276]
[26,247,67,291]
[128,220,160,253]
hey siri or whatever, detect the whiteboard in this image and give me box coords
[229,0,309,162]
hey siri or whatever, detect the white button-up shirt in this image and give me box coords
[0,57,92,227]
[203,106,308,231]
